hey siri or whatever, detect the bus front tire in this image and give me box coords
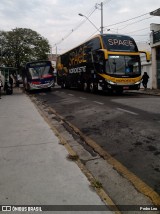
[90,83,98,93]
[83,83,88,91]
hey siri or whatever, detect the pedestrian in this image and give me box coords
[9,74,13,90]
[141,72,149,90]
[0,75,3,99]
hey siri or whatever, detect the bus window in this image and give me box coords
[29,68,39,78]
[106,55,141,75]
[42,66,50,75]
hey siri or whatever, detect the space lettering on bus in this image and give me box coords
[108,39,135,47]
[69,45,87,66]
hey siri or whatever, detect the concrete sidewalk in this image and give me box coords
[129,88,160,96]
[0,89,113,214]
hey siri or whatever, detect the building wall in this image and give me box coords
[141,63,152,89]
[137,42,152,88]
[150,23,160,89]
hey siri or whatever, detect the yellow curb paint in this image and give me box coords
[30,97,121,213]
[48,107,160,206]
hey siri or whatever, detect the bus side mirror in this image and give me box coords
[94,49,108,63]
[98,49,108,60]
[139,51,151,62]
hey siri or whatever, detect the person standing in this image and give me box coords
[141,72,149,90]
[0,75,3,99]
[9,74,13,90]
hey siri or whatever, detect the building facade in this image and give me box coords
[150,9,160,89]
[150,23,160,89]
[137,43,152,88]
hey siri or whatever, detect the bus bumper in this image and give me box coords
[29,80,55,90]
[100,82,141,91]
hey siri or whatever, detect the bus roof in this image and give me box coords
[59,33,137,56]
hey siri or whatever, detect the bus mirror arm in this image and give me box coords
[139,50,151,62]
[97,49,108,60]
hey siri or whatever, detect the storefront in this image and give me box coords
[150,9,160,89]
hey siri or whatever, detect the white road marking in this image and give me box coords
[93,101,104,105]
[117,108,138,115]
[79,97,87,100]
[68,94,74,96]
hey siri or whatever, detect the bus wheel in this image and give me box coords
[61,82,65,88]
[83,83,88,91]
[26,83,31,92]
[90,83,98,93]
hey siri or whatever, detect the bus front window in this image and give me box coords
[42,66,50,75]
[29,66,51,78]
[106,55,141,75]
[29,68,39,78]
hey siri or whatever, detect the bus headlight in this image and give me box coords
[105,79,116,85]
[135,81,141,85]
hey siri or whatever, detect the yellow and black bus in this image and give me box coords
[57,34,150,93]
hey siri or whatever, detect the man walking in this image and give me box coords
[141,72,149,90]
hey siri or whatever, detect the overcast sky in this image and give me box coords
[0,0,159,54]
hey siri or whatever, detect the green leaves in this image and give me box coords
[0,28,50,71]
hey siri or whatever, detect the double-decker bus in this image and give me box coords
[22,60,55,91]
[56,34,150,93]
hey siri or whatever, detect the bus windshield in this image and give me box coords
[28,66,51,79]
[106,55,141,75]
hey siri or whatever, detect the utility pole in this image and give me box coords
[79,2,104,35]
[100,2,103,35]
[55,45,57,58]
[96,2,103,35]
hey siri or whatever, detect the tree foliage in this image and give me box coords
[0,28,50,71]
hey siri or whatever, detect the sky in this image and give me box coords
[0,0,160,54]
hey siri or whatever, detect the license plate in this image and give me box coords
[123,86,129,90]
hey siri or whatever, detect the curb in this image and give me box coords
[30,94,121,214]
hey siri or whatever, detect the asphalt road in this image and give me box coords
[33,87,160,195]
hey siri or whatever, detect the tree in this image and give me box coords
[0,28,50,72]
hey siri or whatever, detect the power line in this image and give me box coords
[118,17,152,30]
[53,5,152,53]
[53,0,112,47]
[53,5,98,47]
[125,27,150,34]
[103,12,149,29]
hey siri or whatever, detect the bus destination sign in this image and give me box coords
[103,34,138,52]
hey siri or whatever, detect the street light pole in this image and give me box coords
[79,2,104,35]
[78,13,100,33]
